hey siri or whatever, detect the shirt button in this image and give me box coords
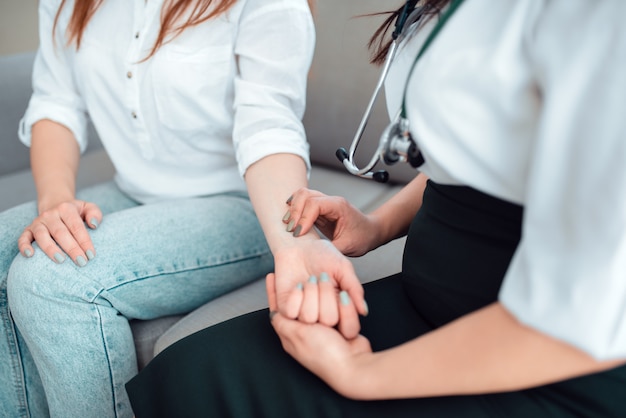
[135,32,140,39]
[131,111,138,119]
[127,71,133,79]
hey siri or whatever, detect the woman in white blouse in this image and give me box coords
[0,0,335,417]
[126,0,626,417]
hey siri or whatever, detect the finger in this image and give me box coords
[64,211,96,263]
[317,272,339,326]
[298,275,320,323]
[283,188,311,225]
[283,282,304,319]
[291,198,323,237]
[266,273,278,312]
[347,285,368,318]
[83,202,102,230]
[335,262,368,317]
[17,229,35,258]
[284,189,325,236]
[337,291,361,340]
[48,213,92,267]
[30,222,67,264]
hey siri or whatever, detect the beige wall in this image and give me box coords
[0,0,39,55]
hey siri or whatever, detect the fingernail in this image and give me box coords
[363,300,369,316]
[24,248,33,258]
[319,272,330,283]
[90,218,99,228]
[296,282,303,291]
[54,253,66,264]
[282,211,291,222]
[76,255,87,267]
[292,225,302,237]
[286,219,295,232]
[86,249,95,260]
[308,275,317,284]
[286,195,293,204]
[269,310,278,321]
[340,291,351,306]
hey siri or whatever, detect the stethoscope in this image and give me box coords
[336,0,465,183]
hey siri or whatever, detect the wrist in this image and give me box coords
[365,213,390,250]
[268,226,320,256]
[37,192,75,214]
[331,352,381,400]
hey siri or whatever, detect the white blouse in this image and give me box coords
[19,0,314,203]
[387,0,626,360]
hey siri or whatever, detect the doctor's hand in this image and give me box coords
[268,240,368,340]
[18,199,101,267]
[284,188,382,257]
[268,275,373,398]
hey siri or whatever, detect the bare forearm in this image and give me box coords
[368,172,428,245]
[346,303,625,400]
[244,153,317,254]
[31,120,80,213]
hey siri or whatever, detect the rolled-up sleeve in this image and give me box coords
[232,0,315,177]
[19,0,89,152]
[499,0,626,360]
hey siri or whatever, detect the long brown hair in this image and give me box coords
[368,0,449,65]
[54,0,315,60]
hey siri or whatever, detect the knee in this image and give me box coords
[7,251,76,325]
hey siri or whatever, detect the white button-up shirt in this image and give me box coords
[387,0,626,360]
[20,0,314,203]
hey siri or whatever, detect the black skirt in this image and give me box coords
[126,181,626,418]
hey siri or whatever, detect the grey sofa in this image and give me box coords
[0,1,416,369]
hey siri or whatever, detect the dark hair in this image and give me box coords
[368,0,450,65]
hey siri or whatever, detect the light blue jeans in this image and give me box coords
[0,182,273,418]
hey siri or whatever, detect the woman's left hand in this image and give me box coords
[267,272,373,397]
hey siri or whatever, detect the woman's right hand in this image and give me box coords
[284,188,382,257]
[18,199,102,266]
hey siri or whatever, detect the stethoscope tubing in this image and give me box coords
[340,40,399,179]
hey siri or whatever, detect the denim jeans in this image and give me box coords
[1,182,273,418]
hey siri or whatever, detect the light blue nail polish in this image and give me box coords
[308,275,317,284]
[54,253,65,264]
[86,249,95,260]
[76,255,87,267]
[293,225,302,237]
[296,283,304,291]
[340,291,351,306]
[90,218,99,228]
[363,300,370,316]
[286,219,295,232]
[24,248,33,258]
[319,272,330,283]
[282,211,291,222]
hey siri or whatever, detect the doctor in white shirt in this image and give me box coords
[0,1,350,417]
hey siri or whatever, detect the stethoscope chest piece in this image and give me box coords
[379,113,424,168]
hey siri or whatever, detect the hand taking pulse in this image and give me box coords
[283,188,385,257]
[18,199,101,267]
